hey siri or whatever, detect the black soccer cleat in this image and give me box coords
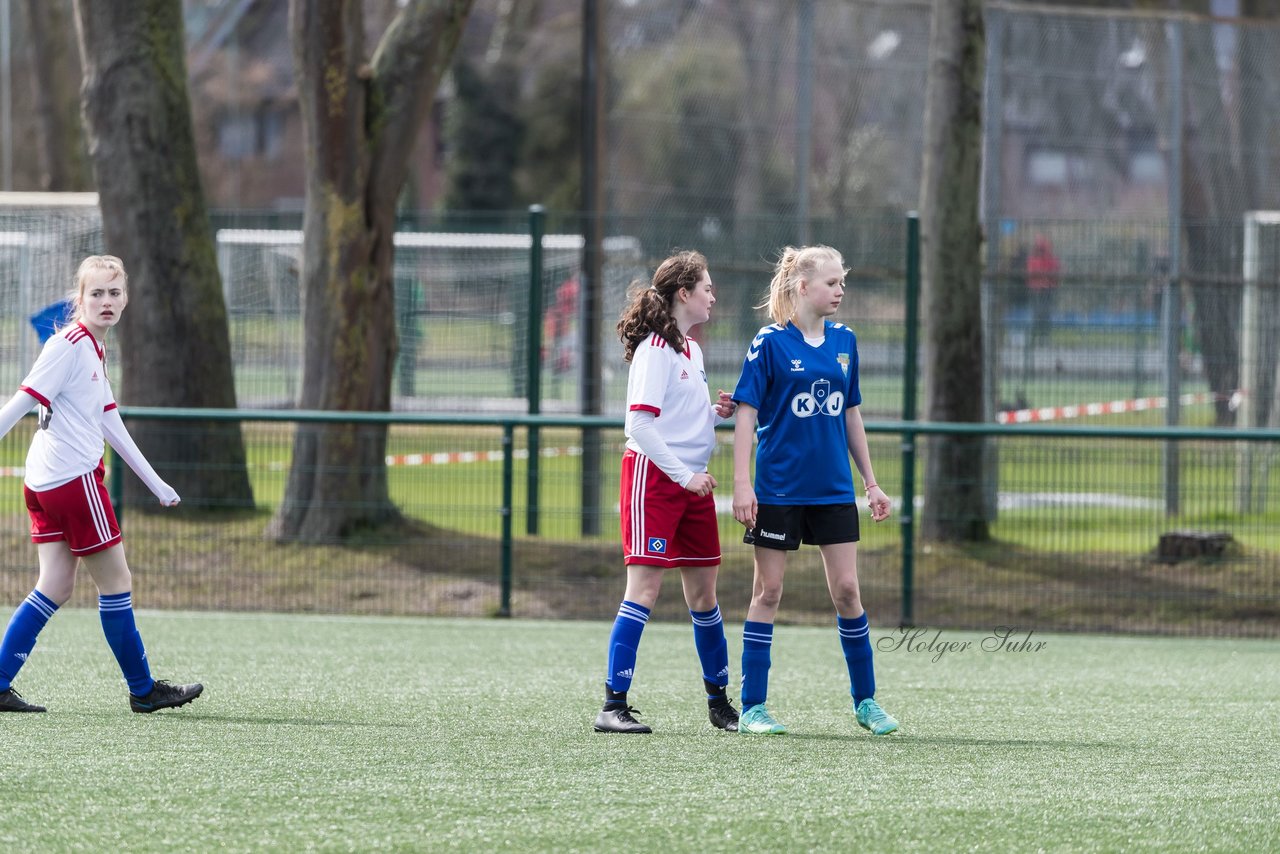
[708,697,739,732]
[593,704,652,733]
[0,687,46,713]
[130,680,204,713]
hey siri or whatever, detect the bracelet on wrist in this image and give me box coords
[864,483,878,492]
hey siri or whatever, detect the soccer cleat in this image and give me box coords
[0,687,46,713]
[855,697,900,735]
[130,680,204,714]
[593,704,652,733]
[707,697,739,731]
[738,704,787,734]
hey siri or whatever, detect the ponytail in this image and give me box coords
[616,250,707,362]
[757,245,845,326]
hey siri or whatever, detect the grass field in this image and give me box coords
[2,611,1277,852]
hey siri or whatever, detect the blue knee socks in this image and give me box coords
[689,605,729,698]
[99,592,153,697]
[604,600,650,703]
[0,590,58,691]
[741,620,774,709]
[838,612,876,704]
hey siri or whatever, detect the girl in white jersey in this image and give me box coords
[730,245,899,736]
[0,255,203,714]
[593,251,740,734]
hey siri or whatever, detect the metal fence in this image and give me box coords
[0,408,1274,638]
[0,199,1271,432]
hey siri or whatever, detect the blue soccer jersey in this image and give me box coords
[732,321,862,504]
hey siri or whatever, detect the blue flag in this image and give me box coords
[30,298,76,344]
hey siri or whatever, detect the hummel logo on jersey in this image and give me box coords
[791,359,804,372]
[615,668,634,679]
[647,537,668,554]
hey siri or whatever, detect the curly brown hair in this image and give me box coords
[617,250,707,362]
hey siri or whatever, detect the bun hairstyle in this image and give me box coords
[617,250,707,363]
[759,245,846,325]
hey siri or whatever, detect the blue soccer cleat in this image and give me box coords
[855,697,900,735]
[738,703,787,734]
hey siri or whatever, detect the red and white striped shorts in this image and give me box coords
[24,461,122,555]
[620,449,720,567]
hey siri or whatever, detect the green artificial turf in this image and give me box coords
[1,612,1277,852]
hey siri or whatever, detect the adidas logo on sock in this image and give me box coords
[14,653,27,662]
[615,668,633,679]
[717,666,729,678]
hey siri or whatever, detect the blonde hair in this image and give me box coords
[758,245,846,325]
[70,255,128,323]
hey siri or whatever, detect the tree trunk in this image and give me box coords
[919,0,988,543]
[1180,15,1246,426]
[267,0,472,543]
[23,0,90,191]
[74,0,254,511]
[1241,1,1280,426]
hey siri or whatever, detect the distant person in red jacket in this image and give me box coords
[544,273,580,376]
[1026,234,1061,339]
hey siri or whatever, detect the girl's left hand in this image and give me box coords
[714,390,736,419]
[867,485,891,522]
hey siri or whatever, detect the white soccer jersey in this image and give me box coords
[624,333,717,472]
[19,322,116,491]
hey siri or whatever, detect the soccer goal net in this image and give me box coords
[1236,211,1280,511]
[215,229,644,410]
[0,192,105,393]
[0,193,645,413]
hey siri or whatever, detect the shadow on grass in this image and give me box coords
[186,713,414,728]
[780,732,1117,750]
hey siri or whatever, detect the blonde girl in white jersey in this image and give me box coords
[0,255,202,714]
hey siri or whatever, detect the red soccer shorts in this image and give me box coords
[24,461,122,556]
[620,449,721,567]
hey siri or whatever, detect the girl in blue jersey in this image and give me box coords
[593,250,740,734]
[730,245,899,736]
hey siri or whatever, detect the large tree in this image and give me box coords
[74,0,254,510]
[23,0,90,191]
[444,0,539,211]
[268,0,473,543]
[919,0,988,542]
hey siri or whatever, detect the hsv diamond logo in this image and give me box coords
[647,537,668,554]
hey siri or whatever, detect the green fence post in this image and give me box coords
[900,212,921,627]
[526,204,545,535]
[499,423,514,617]
[109,446,124,523]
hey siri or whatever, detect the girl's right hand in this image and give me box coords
[684,472,716,497]
[732,483,757,529]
